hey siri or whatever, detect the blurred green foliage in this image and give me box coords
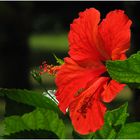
[29,33,68,52]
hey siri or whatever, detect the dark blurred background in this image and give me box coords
[0,1,140,133]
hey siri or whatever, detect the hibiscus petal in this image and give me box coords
[70,100,106,134]
[68,8,105,66]
[99,10,132,60]
[55,58,106,113]
[101,80,126,103]
[69,77,108,134]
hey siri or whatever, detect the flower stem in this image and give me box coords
[31,70,58,104]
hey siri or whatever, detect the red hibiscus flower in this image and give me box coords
[55,8,132,134]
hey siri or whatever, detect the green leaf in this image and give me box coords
[1,108,66,138]
[5,97,34,116]
[0,121,5,137]
[106,51,140,85]
[72,130,95,139]
[95,103,128,139]
[0,88,59,113]
[105,102,128,126]
[4,130,59,139]
[117,122,140,139]
[95,124,117,139]
[53,54,64,65]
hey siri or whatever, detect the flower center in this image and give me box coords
[77,96,93,118]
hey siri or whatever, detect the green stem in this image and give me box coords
[31,70,58,104]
